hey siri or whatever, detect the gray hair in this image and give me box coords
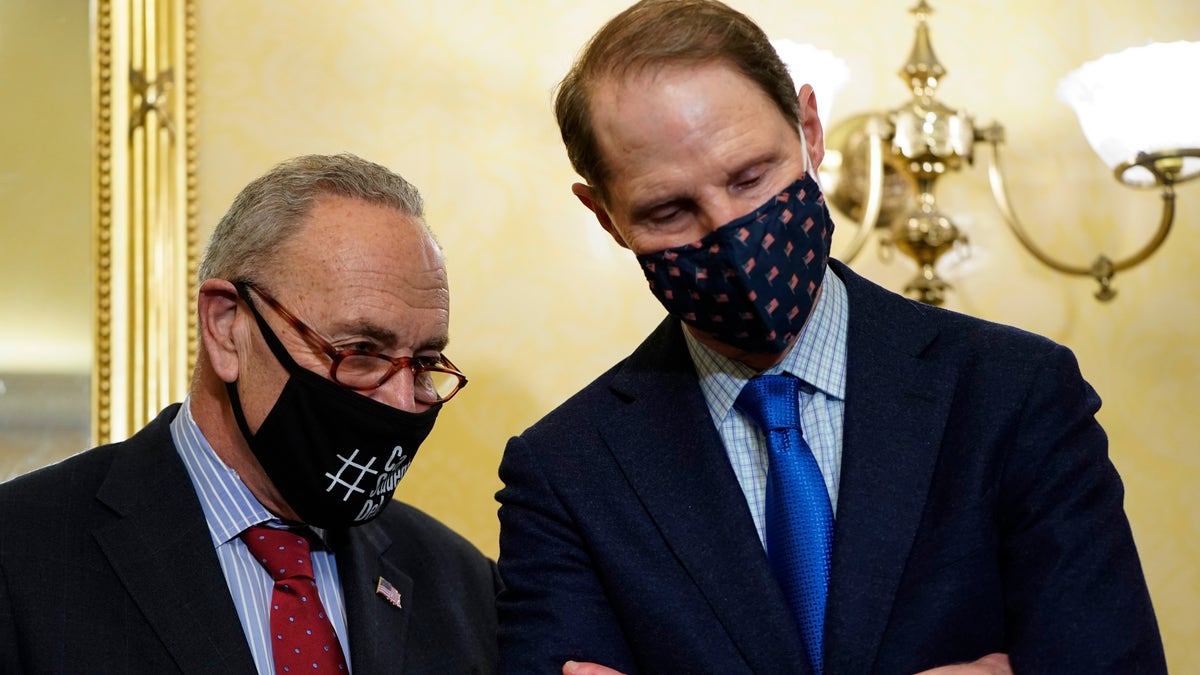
[198,153,426,284]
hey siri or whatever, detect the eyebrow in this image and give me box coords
[328,321,449,354]
[629,153,783,219]
[420,334,450,353]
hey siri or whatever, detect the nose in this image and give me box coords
[701,194,750,234]
[367,368,423,413]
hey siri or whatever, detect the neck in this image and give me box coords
[684,325,791,372]
[189,362,302,522]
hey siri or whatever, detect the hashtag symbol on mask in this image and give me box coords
[324,449,379,501]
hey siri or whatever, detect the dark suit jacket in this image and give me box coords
[496,261,1165,674]
[0,405,499,674]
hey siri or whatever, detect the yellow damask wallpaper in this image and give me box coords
[195,1,1199,669]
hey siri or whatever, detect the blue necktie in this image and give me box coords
[736,374,833,674]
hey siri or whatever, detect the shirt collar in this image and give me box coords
[170,397,331,547]
[685,269,849,427]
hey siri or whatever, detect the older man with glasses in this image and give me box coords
[0,153,499,674]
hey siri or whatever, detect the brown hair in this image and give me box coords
[554,0,799,204]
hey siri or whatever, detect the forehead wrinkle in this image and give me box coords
[593,68,770,207]
[324,314,449,354]
[324,320,398,345]
[278,195,452,356]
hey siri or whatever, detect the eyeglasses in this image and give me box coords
[234,280,467,404]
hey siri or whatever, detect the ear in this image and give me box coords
[571,182,629,250]
[797,83,826,170]
[198,278,243,384]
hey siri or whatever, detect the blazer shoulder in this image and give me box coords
[0,404,183,537]
[0,443,120,523]
[927,301,1061,355]
[377,501,494,568]
[835,259,1066,363]
[522,367,622,434]
[517,315,688,441]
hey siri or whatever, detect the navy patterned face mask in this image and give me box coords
[636,174,834,354]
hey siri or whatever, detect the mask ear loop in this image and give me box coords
[799,124,810,176]
[799,121,829,192]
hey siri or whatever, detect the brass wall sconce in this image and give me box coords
[802,2,1200,304]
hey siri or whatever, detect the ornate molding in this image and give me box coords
[93,0,197,443]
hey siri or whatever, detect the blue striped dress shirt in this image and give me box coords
[684,270,849,547]
[170,399,352,674]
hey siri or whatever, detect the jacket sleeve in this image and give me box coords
[998,343,1166,673]
[496,434,639,675]
[0,554,23,674]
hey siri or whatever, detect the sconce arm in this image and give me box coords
[983,136,1177,301]
[837,116,889,263]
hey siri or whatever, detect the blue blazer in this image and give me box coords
[497,261,1165,674]
[0,405,500,674]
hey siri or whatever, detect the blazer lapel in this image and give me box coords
[601,319,811,673]
[822,262,958,674]
[334,521,412,673]
[92,407,257,674]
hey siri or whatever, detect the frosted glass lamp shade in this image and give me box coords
[770,39,851,126]
[1056,41,1200,186]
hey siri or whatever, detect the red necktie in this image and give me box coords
[241,525,349,674]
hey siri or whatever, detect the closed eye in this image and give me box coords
[733,174,762,191]
[731,166,768,192]
[639,198,696,227]
[647,205,684,225]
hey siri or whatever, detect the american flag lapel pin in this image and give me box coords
[376,576,403,609]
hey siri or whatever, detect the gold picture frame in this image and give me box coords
[93,0,198,443]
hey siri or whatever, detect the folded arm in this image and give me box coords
[995,343,1164,671]
[563,653,1013,675]
[496,435,638,674]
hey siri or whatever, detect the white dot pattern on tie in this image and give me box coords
[241,526,349,673]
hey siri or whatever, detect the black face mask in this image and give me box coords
[227,293,440,529]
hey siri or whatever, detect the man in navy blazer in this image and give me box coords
[495,1,1165,673]
[0,154,498,673]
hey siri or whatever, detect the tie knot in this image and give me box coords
[241,525,315,582]
[735,374,802,432]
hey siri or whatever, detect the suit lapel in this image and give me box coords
[822,262,957,674]
[334,521,412,673]
[92,407,257,674]
[601,319,811,673]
